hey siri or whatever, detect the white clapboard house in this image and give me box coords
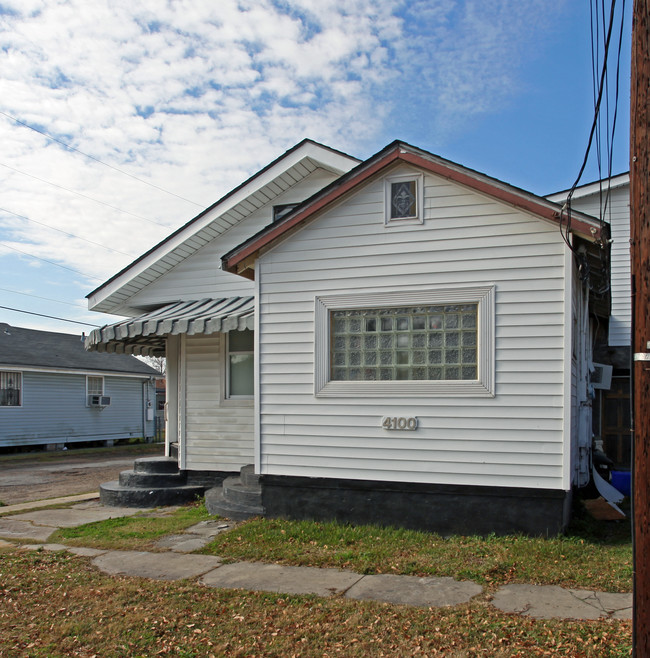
[86,140,609,534]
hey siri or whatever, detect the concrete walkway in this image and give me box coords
[0,498,632,621]
[0,491,100,515]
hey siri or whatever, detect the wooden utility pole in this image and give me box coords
[631,0,650,654]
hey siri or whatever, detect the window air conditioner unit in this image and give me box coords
[89,395,111,407]
[591,363,613,390]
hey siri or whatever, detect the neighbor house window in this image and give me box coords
[86,376,104,397]
[226,330,254,398]
[315,287,495,397]
[0,371,21,406]
[385,173,424,225]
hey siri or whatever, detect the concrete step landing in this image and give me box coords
[100,456,206,508]
[205,464,264,520]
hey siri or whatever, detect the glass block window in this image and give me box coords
[86,376,104,396]
[330,304,478,382]
[0,371,21,406]
[390,181,417,219]
[227,330,254,398]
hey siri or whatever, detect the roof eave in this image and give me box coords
[224,143,603,277]
[87,140,360,314]
[546,172,630,200]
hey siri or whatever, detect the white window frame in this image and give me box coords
[86,375,104,405]
[223,330,254,402]
[0,370,22,407]
[315,286,495,398]
[384,173,424,226]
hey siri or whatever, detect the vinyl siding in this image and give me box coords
[0,371,153,447]
[565,185,630,347]
[128,168,340,309]
[183,334,253,470]
[256,165,570,490]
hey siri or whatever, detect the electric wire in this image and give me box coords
[607,0,626,187]
[0,110,205,208]
[596,0,627,298]
[589,0,603,187]
[0,207,137,258]
[0,241,104,281]
[0,286,87,309]
[0,162,170,228]
[561,0,618,250]
[0,305,100,327]
[560,0,625,272]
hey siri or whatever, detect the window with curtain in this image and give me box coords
[87,376,104,396]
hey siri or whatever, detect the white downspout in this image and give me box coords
[254,266,261,475]
[142,381,147,440]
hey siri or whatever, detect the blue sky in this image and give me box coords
[0,0,631,334]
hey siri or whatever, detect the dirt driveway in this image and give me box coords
[0,444,165,506]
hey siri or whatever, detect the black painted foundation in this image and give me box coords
[261,474,572,536]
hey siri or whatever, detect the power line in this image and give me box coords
[0,110,205,208]
[0,207,137,257]
[0,162,169,228]
[0,241,104,281]
[560,0,623,254]
[0,304,100,327]
[0,286,87,309]
[570,0,619,196]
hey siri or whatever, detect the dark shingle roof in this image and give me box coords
[0,324,160,376]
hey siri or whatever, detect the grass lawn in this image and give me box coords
[50,503,210,551]
[53,498,632,593]
[10,497,631,656]
[0,550,631,657]
[199,515,631,593]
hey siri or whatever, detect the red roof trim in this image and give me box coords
[224,147,403,272]
[398,151,601,239]
[224,146,601,274]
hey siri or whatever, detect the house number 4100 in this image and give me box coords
[382,416,418,431]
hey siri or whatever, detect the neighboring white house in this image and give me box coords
[86,140,608,535]
[547,173,631,469]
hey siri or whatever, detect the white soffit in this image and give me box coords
[88,142,359,314]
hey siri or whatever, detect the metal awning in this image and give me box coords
[85,296,254,356]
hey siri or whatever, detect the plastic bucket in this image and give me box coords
[610,470,631,497]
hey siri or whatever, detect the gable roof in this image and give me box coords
[223,141,604,278]
[87,139,360,315]
[546,172,630,202]
[0,324,159,375]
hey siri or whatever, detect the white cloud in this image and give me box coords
[0,0,572,332]
[393,0,566,138]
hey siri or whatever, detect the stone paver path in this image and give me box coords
[491,583,632,620]
[0,500,633,620]
[346,573,483,608]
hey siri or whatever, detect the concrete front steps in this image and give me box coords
[100,456,206,508]
[205,464,265,520]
